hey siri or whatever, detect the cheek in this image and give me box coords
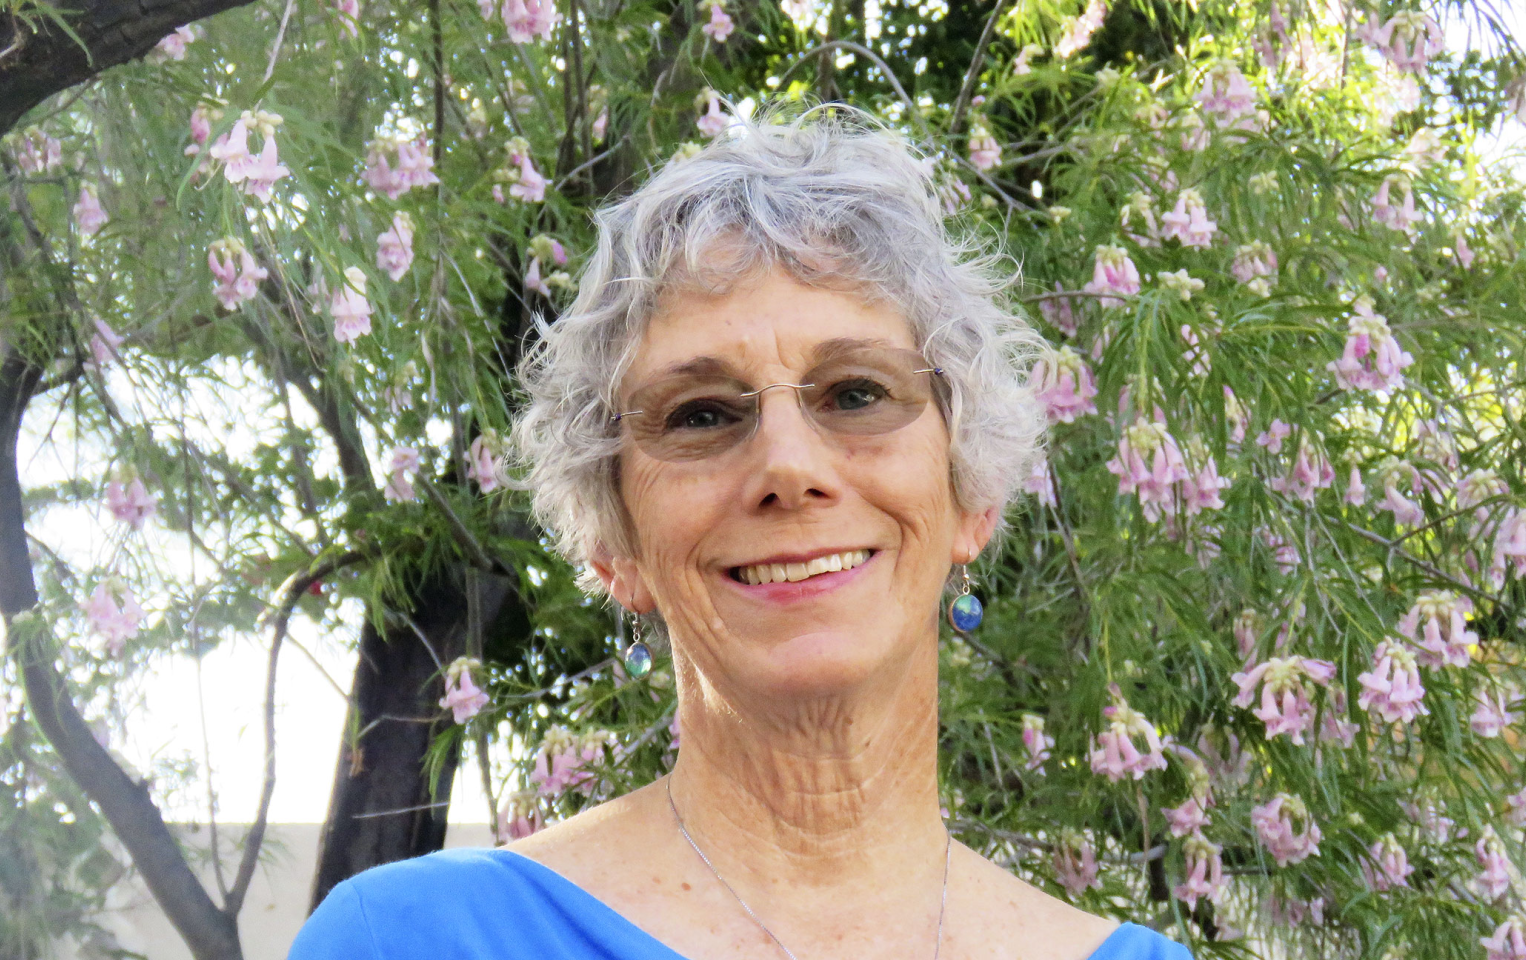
[850,421,960,537]
[619,456,724,565]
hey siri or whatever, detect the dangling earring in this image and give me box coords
[623,611,653,678]
[947,565,984,633]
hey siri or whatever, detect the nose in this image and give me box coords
[740,386,840,512]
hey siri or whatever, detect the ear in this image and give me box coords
[588,541,657,615]
[952,504,1002,565]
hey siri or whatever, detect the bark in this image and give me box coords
[307,569,520,909]
[0,0,259,137]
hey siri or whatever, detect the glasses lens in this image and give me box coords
[799,346,935,436]
[620,374,757,462]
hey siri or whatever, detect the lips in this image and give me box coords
[732,549,873,585]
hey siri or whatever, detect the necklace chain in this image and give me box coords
[665,776,952,960]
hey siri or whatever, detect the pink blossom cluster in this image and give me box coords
[1120,191,1160,247]
[1033,347,1098,423]
[185,103,219,156]
[1485,919,1526,960]
[1106,413,1228,522]
[1159,189,1216,248]
[1356,638,1427,724]
[1371,175,1422,233]
[1268,438,1335,504]
[1020,713,1053,772]
[1472,686,1520,739]
[375,212,415,282]
[492,139,548,203]
[1177,323,1210,375]
[1173,832,1224,909]
[699,0,733,41]
[1343,465,1366,505]
[1052,830,1102,897]
[83,583,145,656]
[477,0,558,42]
[1054,0,1107,59]
[525,234,571,297]
[1490,508,1526,589]
[1397,590,1476,669]
[1477,829,1513,900]
[438,657,490,723]
[1327,296,1413,392]
[364,134,439,200]
[332,0,360,38]
[383,445,421,502]
[330,267,374,344]
[1083,244,1140,307]
[1194,61,1256,125]
[106,477,157,529]
[1371,459,1425,527]
[208,238,268,310]
[207,113,291,202]
[1458,467,1507,524]
[1088,684,1168,781]
[153,25,199,60]
[1023,459,1057,507]
[1362,834,1414,892]
[15,128,62,173]
[1264,893,1325,927]
[1163,794,1211,838]
[1364,12,1443,75]
[467,434,505,492]
[74,183,108,237]
[1400,793,1455,842]
[1233,609,1259,659]
[530,726,606,798]
[496,790,544,840]
[696,90,729,138]
[1230,241,1277,295]
[968,122,1002,171]
[1258,526,1300,574]
[1507,788,1526,827]
[1230,655,1337,744]
[1250,793,1321,867]
[1255,418,1290,453]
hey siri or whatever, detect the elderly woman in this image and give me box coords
[289,111,1191,960]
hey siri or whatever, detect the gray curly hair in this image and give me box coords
[512,105,1047,588]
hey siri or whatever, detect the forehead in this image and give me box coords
[626,267,916,384]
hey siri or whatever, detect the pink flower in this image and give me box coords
[1173,832,1224,909]
[209,118,259,184]
[88,318,125,369]
[1255,419,1291,453]
[1033,347,1098,423]
[1181,451,1230,516]
[1222,386,1247,445]
[1455,233,1475,268]
[1159,189,1216,248]
[1268,438,1334,504]
[968,123,1002,171]
[1164,795,1211,838]
[1195,60,1256,123]
[1231,656,1336,744]
[1105,413,1190,522]
[16,128,62,172]
[1357,638,1427,724]
[1371,175,1422,233]
[1233,609,1259,659]
[1343,465,1366,505]
[505,151,548,202]
[1482,918,1526,960]
[1251,794,1321,867]
[1012,43,1041,74]
[1319,689,1359,747]
[439,657,490,723]
[364,134,440,200]
[1083,244,1140,307]
[1477,830,1512,900]
[1327,296,1413,392]
[1397,590,1476,669]
[466,434,502,492]
[1375,482,1425,527]
[73,183,108,236]
[375,213,415,281]
[1037,284,1078,337]
[241,134,291,202]
[1230,241,1277,286]
[330,267,374,344]
[1490,508,1526,589]
[1052,831,1102,897]
[1362,834,1414,892]
[696,91,728,138]
[106,477,157,529]
[700,1,733,41]
[1021,713,1053,772]
[82,583,146,656]
[1258,526,1300,574]
[1054,0,1106,59]
[208,238,267,310]
[1472,686,1519,738]
[1368,12,1443,75]
[384,445,420,502]
[154,25,197,60]
[1088,684,1168,781]
[497,790,544,840]
[1265,893,1325,927]
[333,0,360,36]
[501,0,559,42]
[1023,459,1057,508]
[530,728,604,797]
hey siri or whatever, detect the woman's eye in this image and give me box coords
[828,379,887,411]
[664,400,742,431]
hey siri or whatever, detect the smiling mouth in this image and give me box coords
[731,549,874,585]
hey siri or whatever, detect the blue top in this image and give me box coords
[287,847,1193,960]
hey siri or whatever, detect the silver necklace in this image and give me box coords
[665,776,952,960]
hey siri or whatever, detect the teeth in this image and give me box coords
[737,550,870,585]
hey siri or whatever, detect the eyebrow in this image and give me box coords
[645,337,905,382]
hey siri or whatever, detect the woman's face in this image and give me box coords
[599,265,996,705]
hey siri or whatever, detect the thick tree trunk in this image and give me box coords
[0,0,258,137]
[307,570,518,909]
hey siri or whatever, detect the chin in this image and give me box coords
[740,627,911,701]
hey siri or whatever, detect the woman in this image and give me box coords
[289,109,1192,960]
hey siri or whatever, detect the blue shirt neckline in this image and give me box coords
[492,847,1143,960]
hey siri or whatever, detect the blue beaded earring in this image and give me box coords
[948,565,984,633]
[622,611,653,678]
